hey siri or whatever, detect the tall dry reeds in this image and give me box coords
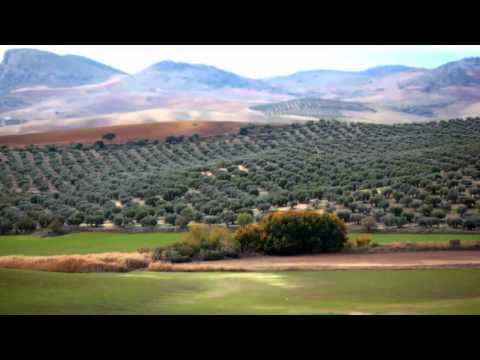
[0,253,150,273]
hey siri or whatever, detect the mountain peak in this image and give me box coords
[362,65,418,77]
[126,60,268,91]
[401,56,480,90]
[0,48,125,93]
[2,48,57,65]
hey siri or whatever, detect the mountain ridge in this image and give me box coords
[1,49,480,134]
[122,59,271,92]
[0,48,125,93]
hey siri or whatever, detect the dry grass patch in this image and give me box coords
[0,252,150,273]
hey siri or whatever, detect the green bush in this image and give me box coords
[256,211,347,255]
[352,235,372,247]
[140,216,157,227]
[0,218,13,235]
[155,224,236,263]
[237,212,254,226]
[234,224,262,252]
[16,216,37,233]
[162,249,192,263]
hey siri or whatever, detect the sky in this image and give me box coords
[1,45,480,78]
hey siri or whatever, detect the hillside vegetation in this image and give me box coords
[0,118,480,233]
[251,98,376,118]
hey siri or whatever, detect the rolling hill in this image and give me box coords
[120,60,270,92]
[0,49,125,93]
[1,49,480,136]
[400,57,480,90]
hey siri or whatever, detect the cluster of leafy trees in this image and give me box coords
[156,211,348,263]
[235,211,347,255]
[0,118,480,234]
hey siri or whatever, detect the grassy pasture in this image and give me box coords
[0,232,479,257]
[0,232,182,256]
[1,268,480,314]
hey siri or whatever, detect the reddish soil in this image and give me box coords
[0,121,243,147]
[149,251,480,272]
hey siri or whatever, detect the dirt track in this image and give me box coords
[149,251,480,272]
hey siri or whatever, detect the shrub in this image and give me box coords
[464,215,480,230]
[237,212,254,226]
[183,224,235,251]
[197,249,239,261]
[175,215,190,229]
[361,216,377,232]
[16,216,37,233]
[431,209,447,219]
[259,211,347,255]
[164,213,177,225]
[446,215,463,229]
[161,249,192,263]
[67,212,84,226]
[352,235,372,248]
[156,224,236,263]
[234,224,262,252]
[418,216,439,228]
[350,213,364,225]
[337,210,352,222]
[390,205,403,216]
[0,218,13,235]
[38,212,54,228]
[113,214,124,227]
[47,217,66,236]
[140,216,157,227]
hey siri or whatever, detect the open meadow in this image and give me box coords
[1,268,480,314]
[0,232,479,256]
[0,232,181,256]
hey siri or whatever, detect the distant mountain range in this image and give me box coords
[2,48,480,96]
[264,65,421,95]
[121,60,270,92]
[1,48,480,135]
[0,49,125,93]
[400,57,480,90]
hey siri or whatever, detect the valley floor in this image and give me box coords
[1,268,480,314]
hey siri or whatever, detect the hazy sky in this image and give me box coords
[1,45,480,78]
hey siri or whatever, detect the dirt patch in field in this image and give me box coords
[0,253,150,273]
[148,251,480,272]
[0,121,243,147]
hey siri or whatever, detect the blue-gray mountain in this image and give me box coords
[1,48,480,132]
[120,60,271,92]
[264,65,420,95]
[0,49,125,93]
[400,57,480,90]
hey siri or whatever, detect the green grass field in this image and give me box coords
[0,232,182,256]
[0,232,478,257]
[1,268,480,314]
